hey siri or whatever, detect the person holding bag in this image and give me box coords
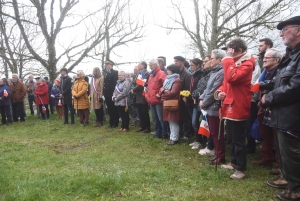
[159,64,182,145]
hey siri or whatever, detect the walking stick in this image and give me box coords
[215,100,223,172]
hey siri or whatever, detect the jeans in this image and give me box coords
[276,130,300,190]
[169,121,179,141]
[246,102,258,152]
[28,95,35,115]
[63,104,74,123]
[226,120,247,171]
[150,104,167,137]
[188,106,201,134]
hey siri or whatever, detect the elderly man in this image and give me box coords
[145,59,167,138]
[133,62,151,133]
[26,75,36,115]
[251,48,282,176]
[103,59,119,129]
[258,38,273,70]
[262,16,300,200]
[10,74,26,122]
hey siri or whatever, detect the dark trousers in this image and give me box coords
[246,102,258,152]
[208,115,225,160]
[136,103,150,130]
[63,104,74,123]
[118,106,129,129]
[0,105,12,124]
[258,113,279,166]
[38,104,49,119]
[28,95,35,115]
[12,102,26,121]
[95,106,104,123]
[277,130,300,190]
[105,97,119,127]
[226,120,247,171]
[49,95,54,114]
[179,101,192,136]
[78,109,89,123]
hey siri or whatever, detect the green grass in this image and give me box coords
[0,113,279,200]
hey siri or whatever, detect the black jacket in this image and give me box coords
[104,69,118,97]
[187,68,204,106]
[265,43,300,131]
[60,75,73,105]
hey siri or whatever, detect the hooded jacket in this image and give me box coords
[215,52,255,120]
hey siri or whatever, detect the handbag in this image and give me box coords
[163,100,179,111]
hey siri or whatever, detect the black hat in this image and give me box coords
[44,76,48,80]
[277,16,300,30]
[35,77,40,80]
[105,59,115,65]
[174,56,185,62]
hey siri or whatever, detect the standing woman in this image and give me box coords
[112,71,131,132]
[200,49,226,165]
[51,79,64,119]
[72,71,89,125]
[185,58,204,149]
[90,67,104,127]
[160,64,182,145]
[35,78,49,120]
[0,78,12,125]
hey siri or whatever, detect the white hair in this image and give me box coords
[211,49,226,59]
[149,59,158,66]
[266,48,283,61]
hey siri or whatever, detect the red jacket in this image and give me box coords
[145,67,166,105]
[161,77,182,121]
[35,82,49,105]
[215,53,255,120]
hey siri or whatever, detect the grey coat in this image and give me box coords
[200,63,224,117]
[112,78,131,106]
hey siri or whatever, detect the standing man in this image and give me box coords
[10,74,26,122]
[145,59,167,138]
[133,62,151,133]
[26,75,36,115]
[157,57,167,74]
[216,38,255,180]
[44,77,54,115]
[258,38,273,70]
[174,56,192,140]
[60,68,74,125]
[103,59,119,129]
[262,16,300,200]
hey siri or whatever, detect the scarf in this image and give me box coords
[163,73,179,90]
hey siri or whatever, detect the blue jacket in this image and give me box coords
[0,85,11,106]
[51,85,61,106]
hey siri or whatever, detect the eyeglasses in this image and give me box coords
[280,25,299,34]
[264,57,276,60]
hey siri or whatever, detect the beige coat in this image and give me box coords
[90,76,104,110]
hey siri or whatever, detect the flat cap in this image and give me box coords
[105,59,115,65]
[174,56,185,62]
[277,16,300,30]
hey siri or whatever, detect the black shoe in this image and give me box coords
[63,122,69,124]
[83,122,89,126]
[135,128,145,132]
[80,121,83,124]
[162,135,169,139]
[143,129,151,133]
[210,158,226,165]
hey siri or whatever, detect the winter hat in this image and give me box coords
[55,79,60,84]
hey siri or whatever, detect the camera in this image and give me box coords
[259,80,273,91]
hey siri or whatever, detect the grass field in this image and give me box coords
[0,112,280,201]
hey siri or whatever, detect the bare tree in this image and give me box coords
[161,0,299,58]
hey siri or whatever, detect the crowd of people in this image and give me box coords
[0,16,300,200]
